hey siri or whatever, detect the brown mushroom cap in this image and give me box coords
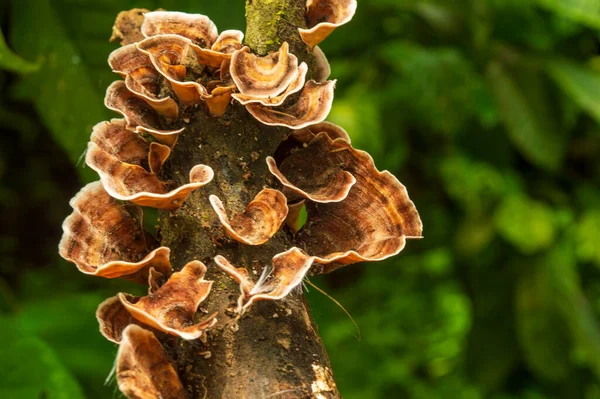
[58,182,172,282]
[117,261,218,340]
[290,121,351,144]
[108,44,179,119]
[209,188,289,245]
[245,80,336,129]
[232,62,308,107]
[86,129,214,211]
[211,29,244,54]
[230,42,299,99]
[136,35,209,104]
[116,325,187,399]
[97,296,134,344]
[104,81,184,147]
[202,85,236,117]
[298,0,358,49]
[214,247,315,312]
[313,46,331,83]
[141,11,218,48]
[267,156,355,203]
[272,132,423,272]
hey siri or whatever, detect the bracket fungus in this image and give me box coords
[299,0,358,49]
[59,182,171,282]
[209,188,289,245]
[59,5,421,398]
[215,248,315,313]
[86,119,214,211]
[117,261,218,340]
[117,325,187,399]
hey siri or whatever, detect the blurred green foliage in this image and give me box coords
[2,0,600,398]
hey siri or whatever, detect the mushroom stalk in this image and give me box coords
[157,0,341,397]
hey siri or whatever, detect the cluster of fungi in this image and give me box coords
[58,1,422,398]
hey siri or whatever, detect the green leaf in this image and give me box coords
[14,293,120,399]
[0,316,85,399]
[535,0,600,30]
[546,59,600,126]
[0,28,39,73]
[487,61,566,171]
[494,195,557,254]
[10,0,114,180]
[515,258,572,382]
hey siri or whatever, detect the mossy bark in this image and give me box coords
[158,0,340,398]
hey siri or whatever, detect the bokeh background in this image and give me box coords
[2,0,600,398]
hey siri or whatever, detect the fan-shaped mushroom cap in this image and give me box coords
[266,156,355,203]
[203,85,236,117]
[214,248,315,312]
[298,0,358,49]
[117,261,218,340]
[141,11,218,48]
[230,42,299,99]
[211,29,244,54]
[274,132,423,272]
[290,121,351,145]
[90,119,148,164]
[136,35,208,105]
[97,296,134,344]
[86,139,214,211]
[245,80,336,129]
[209,188,288,245]
[116,325,187,399]
[313,46,331,83]
[105,81,184,147]
[58,182,172,282]
[232,62,308,107]
[108,44,179,119]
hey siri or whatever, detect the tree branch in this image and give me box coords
[158,0,340,397]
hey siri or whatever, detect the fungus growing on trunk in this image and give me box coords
[117,325,187,399]
[58,3,421,397]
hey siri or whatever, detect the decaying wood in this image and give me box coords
[157,0,341,397]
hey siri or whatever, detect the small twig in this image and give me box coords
[305,278,361,341]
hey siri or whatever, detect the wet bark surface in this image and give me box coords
[157,1,341,397]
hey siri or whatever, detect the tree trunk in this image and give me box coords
[158,1,340,397]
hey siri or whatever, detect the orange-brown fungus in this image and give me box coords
[209,188,289,245]
[117,325,187,399]
[109,44,179,119]
[299,0,358,49]
[136,34,208,104]
[141,11,218,48]
[290,121,351,144]
[245,80,336,129]
[85,120,214,211]
[266,155,355,203]
[230,42,299,98]
[118,261,218,340]
[104,80,184,146]
[58,182,172,282]
[212,29,244,54]
[233,62,308,107]
[215,248,315,312]
[97,296,134,344]
[313,46,331,82]
[273,132,423,273]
